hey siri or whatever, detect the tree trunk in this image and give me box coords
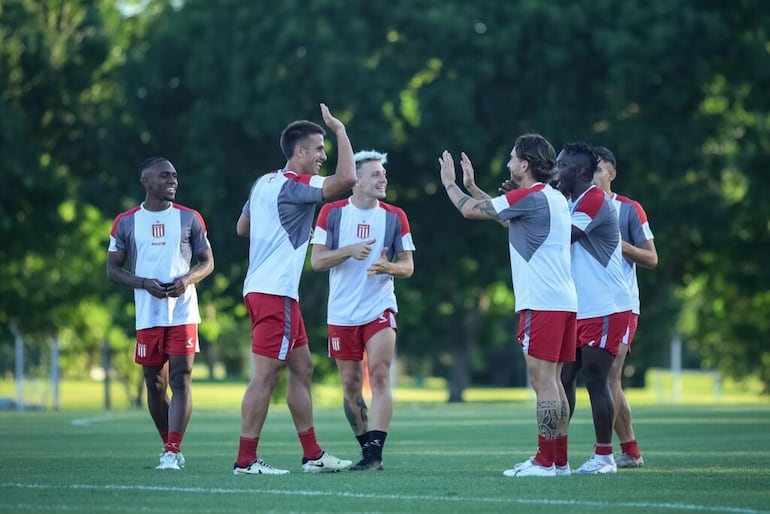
[447,297,483,403]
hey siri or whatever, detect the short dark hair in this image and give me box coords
[280,120,326,160]
[561,142,598,177]
[514,133,556,183]
[593,146,616,168]
[138,156,170,178]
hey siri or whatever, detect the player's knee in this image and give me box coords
[368,369,390,391]
[169,366,191,391]
[342,377,362,396]
[143,370,167,392]
[582,367,608,391]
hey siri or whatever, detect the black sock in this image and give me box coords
[368,430,387,460]
[356,432,371,455]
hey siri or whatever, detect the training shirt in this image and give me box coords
[108,203,210,330]
[241,169,325,300]
[311,199,416,325]
[490,182,577,313]
[611,193,655,314]
[569,185,634,319]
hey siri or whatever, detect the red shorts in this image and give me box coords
[622,313,640,352]
[576,311,632,357]
[517,310,577,363]
[328,310,397,361]
[245,292,308,361]
[135,324,199,366]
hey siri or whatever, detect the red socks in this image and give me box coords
[298,427,323,461]
[594,442,613,456]
[554,435,568,467]
[164,431,182,453]
[620,439,641,458]
[534,435,555,467]
[236,436,259,467]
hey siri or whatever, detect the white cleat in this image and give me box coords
[301,452,352,473]
[616,453,644,468]
[156,451,181,471]
[503,459,556,477]
[577,455,617,474]
[233,459,290,475]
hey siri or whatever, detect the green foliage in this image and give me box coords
[1,0,769,393]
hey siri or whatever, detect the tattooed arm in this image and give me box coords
[439,150,503,221]
[459,152,509,227]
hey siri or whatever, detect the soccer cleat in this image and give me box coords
[160,449,185,469]
[349,456,384,471]
[506,457,535,473]
[616,453,644,468]
[301,452,352,473]
[503,459,556,477]
[555,463,571,476]
[156,451,181,470]
[576,455,617,474]
[233,459,290,475]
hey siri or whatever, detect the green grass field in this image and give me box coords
[1,393,769,514]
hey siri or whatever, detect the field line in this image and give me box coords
[1,482,767,514]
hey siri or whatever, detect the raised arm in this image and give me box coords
[461,152,492,201]
[439,150,501,221]
[319,103,357,200]
[460,152,509,228]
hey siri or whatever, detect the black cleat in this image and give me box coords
[349,457,383,471]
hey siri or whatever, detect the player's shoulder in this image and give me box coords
[615,193,648,219]
[575,185,606,209]
[171,202,200,214]
[283,170,315,185]
[503,184,542,205]
[378,200,406,215]
[319,198,349,213]
[614,193,636,204]
[171,203,207,228]
[113,205,142,222]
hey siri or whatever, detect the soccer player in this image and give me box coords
[438,134,578,477]
[593,146,658,468]
[556,142,634,474]
[310,150,416,471]
[232,104,355,475]
[107,157,214,471]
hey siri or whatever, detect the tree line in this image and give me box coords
[1,0,768,399]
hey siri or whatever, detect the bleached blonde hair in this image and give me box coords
[354,150,388,170]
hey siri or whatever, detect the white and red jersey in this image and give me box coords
[108,203,210,330]
[610,193,654,314]
[569,185,634,319]
[490,182,577,313]
[242,169,326,300]
[311,199,415,326]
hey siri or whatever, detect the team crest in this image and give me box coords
[152,223,165,238]
[357,223,370,239]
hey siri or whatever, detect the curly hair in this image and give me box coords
[513,134,556,183]
[561,142,598,178]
